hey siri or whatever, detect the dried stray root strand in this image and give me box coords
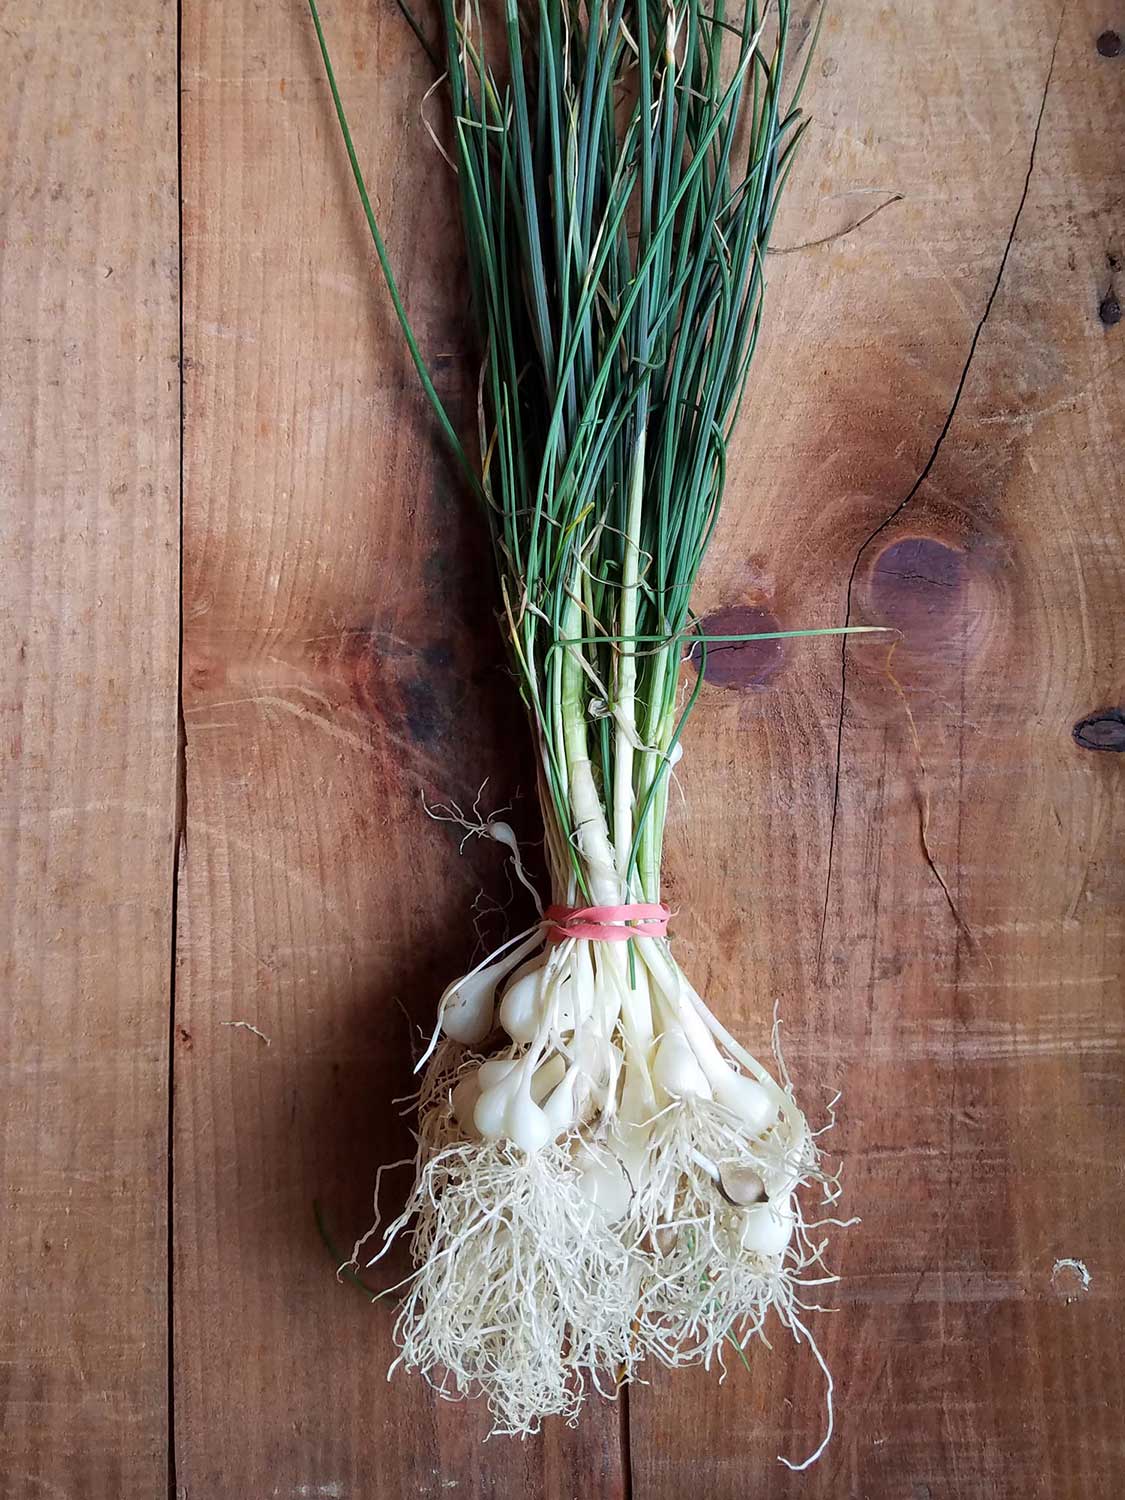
[356,925,843,1464]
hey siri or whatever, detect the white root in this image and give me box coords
[378,1045,644,1434]
[382,631,835,1447]
[362,919,840,1450]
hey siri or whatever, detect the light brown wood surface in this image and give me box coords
[0,1,180,1494]
[3,0,1122,1495]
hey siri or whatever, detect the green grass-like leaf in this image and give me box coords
[309,0,820,902]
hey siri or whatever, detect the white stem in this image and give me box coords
[561,592,620,905]
[637,937,804,1135]
[612,431,647,897]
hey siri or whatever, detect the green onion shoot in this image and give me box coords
[309,0,857,1465]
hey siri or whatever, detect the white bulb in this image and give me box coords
[530,1054,566,1104]
[473,1081,514,1140]
[499,968,543,1043]
[476,1056,518,1090]
[440,967,499,1044]
[574,1147,631,1222]
[487,819,517,849]
[740,1196,795,1256]
[653,1032,712,1100]
[541,1068,579,1132]
[438,934,543,1044]
[714,1071,777,1133]
[506,1092,553,1153]
[450,1072,482,1136]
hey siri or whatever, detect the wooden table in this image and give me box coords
[3,1,1122,1495]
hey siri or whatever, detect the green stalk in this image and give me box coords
[635,641,674,901]
[613,425,648,895]
[310,0,816,923]
[306,0,478,499]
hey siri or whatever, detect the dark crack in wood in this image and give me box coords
[815,10,1066,972]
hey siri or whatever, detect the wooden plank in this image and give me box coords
[628,2,1125,1497]
[0,1,180,1494]
[175,1,625,1493]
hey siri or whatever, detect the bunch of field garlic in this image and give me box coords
[310,0,857,1465]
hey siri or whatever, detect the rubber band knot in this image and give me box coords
[544,902,671,943]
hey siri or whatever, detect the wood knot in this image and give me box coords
[1096,29,1121,57]
[691,605,786,691]
[1073,708,1125,752]
[867,537,968,637]
[330,623,450,748]
[851,527,1010,697]
[187,659,221,694]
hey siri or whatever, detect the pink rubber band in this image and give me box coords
[544,902,671,943]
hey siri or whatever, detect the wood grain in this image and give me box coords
[5,0,1120,1494]
[176,0,1125,1493]
[0,1,180,1495]
[630,2,1125,1497]
[175,0,624,1492]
